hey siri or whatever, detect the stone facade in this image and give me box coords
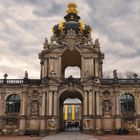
[0,3,140,135]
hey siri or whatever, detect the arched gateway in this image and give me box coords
[39,2,104,134]
[0,2,139,136]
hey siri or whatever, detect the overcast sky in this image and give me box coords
[0,0,140,79]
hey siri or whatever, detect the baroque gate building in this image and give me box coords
[0,3,140,135]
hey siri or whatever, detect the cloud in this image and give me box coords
[0,0,140,78]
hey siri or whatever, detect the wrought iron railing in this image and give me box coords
[121,112,136,121]
[5,112,19,125]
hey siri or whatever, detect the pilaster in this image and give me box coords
[83,91,87,116]
[89,90,93,116]
[48,91,53,116]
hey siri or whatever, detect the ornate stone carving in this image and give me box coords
[31,90,38,99]
[83,119,91,129]
[102,100,112,113]
[48,118,56,130]
[49,70,57,77]
[48,70,61,84]
[30,100,39,116]
[64,30,78,50]
[102,90,111,99]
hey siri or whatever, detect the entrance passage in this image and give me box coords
[59,91,83,131]
[63,98,82,131]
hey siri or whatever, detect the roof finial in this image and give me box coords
[66,2,78,15]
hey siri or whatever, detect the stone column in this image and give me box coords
[41,92,46,116]
[138,93,140,114]
[96,91,100,115]
[83,91,88,116]
[48,91,53,116]
[93,59,95,77]
[40,62,43,79]
[95,90,102,133]
[21,96,26,116]
[44,59,47,77]
[19,91,26,135]
[99,59,103,78]
[89,90,93,116]
[53,91,58,116]
[40,91,46,135]
[95,59,99,77]
[116,93,120,115]
[92,90,95,115]
[42,65,44,78]
[115,89,121,129]
[0,96,3,116]
[58,57,61,77]
[81,56,85,77]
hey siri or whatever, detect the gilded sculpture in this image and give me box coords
[66,2,78,14]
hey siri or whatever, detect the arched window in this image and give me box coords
[120,94,135,112]
[6,94,20,113]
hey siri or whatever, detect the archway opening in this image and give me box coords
[59,90,83,131]
[64,66,81,78]
[61,49,81,78]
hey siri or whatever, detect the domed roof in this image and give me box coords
[52,3,92,37]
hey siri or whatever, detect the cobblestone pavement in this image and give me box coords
[41,132,98,140]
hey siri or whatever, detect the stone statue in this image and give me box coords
[133,73,138,79]
[113,69,118,79]
[24,71,28,79]
[50,35,56,45]
[43,37,49,49]
[102,100,112,113]
[95,38,100,47]
[31,101,39,115]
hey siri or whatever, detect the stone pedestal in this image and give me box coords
[96,118,102,133]
[47,117,59,133]
[115,118,121,129]
[39,118,46,136]
[102,115,113,132]
[83,118,94,133]
[19,118,26,135]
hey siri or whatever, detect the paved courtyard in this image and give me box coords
[95,135,140,140]
[0,132,140,140]
[41,132,98,140]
